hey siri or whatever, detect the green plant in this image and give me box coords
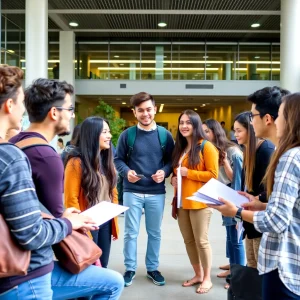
[93,100,126,146]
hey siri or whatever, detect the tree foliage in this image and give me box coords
[93,100,126,146]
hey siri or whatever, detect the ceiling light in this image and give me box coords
[114,55,120,58]
[254,56,260,59]
[69,22,78,27]
[7,49,15,54]
[206,64,211,67]
[120,63,124,66]
[122,102,126,105]
[159,104,164,113]
[158,22,167,27]
[251,23,260,28]
[201,104,206,107]
[194,108,198,111]
[164,56,167,58]
[203,56,209,59]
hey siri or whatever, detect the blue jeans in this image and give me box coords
[226,225,245,266]
[123,192,165,272]
[0,263,124,300]
[262,269,300,300]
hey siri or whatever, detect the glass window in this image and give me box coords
[271,44,280,80]
[172,44,205,80]
[238,44,272,80]
[109,43,140,80]
[141,43,171,80]
[206,44,238,80]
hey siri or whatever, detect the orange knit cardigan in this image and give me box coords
[64,157,119,239]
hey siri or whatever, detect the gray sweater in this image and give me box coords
[0,143,71,293]
[114,127,174,194]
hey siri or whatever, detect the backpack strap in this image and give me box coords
[14,137,55,151]
[126,126,137,161]
[199,139,207,154]
[157,125,168,155]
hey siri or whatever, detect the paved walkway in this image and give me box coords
[110,183,229,300]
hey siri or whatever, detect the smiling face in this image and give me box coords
[202,123,214,142]
[179,114,193,138]
[99,121,112,150]
[133,99,157,128]
[234,120,248,145]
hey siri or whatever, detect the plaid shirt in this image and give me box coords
[253,147,300,296]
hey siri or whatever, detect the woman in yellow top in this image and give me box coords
[64,116,119,268]
[171,110,219,294]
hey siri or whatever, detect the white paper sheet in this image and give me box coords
[81,202,129,226]
[187,178,249,208]
[177,166,182,208]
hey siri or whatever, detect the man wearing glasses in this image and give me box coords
[248,86,290,147]
[10,79,75,218]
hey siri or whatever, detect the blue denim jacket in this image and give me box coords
[222,148,243,226]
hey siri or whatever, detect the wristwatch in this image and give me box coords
[234,207,243,222]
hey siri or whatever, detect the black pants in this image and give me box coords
[262,269,300,300]
[91,220,112,268]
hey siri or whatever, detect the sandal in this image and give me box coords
[219,264,230,270]
[196,282,213,294]
[217,270,230,278]
[182,279,202,287]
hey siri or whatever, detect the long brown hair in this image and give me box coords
[172,110,208,168]
[234,112,258,191]
[66,117,117,206]
[203,119,236,164]
[266,93,300,196]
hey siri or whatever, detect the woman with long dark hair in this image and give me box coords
[64,116,119,268]
[233,112,274,268]
[202,119,244,287]
[171,110,219,294]
[210,93,300,299]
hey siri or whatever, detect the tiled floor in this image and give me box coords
[109,183,229,300]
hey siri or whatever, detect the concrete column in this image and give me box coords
[129,63,136,80]
[155,46,164,80]
[59,31,76,145]
[225,63,232,80]
[25,0,48,87]
[281,0,300,92]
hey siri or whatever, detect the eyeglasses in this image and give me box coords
[54,106,75,113]
[249,113,261,122]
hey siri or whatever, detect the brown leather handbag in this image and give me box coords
[43,213,102,274]
[171,194,178,220]
[0,213,31,278]
[0,139,31,278]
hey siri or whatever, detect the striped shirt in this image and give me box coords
[0,143,71,293]
[253,147,300,296]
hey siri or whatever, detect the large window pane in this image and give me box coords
[141,43,171,80]
[172,44,205,80]
[271,44,280,80]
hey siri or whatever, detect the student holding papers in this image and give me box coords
[64,116,119,268]
[209,94,300,300]
[203,119,244,288]
[171,110,219,294]
[233,112,274,269]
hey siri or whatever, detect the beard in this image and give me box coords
[55,117,71,137]
[58,131,70,137]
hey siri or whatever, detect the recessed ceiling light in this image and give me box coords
[120,63,124,66]
[164,55,167,58]
[69,22,78,27]
[122,102,126,105]
[203,56,209,59]
[251,23,260,28]
[158,22,167,27]
[206,64,211,67]
[194,108,198,111]
[201,104,206,107]
[114,55,120,58]
[7,49,15,54]
[254,56,260,59]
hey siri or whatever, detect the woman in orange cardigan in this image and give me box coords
[64,116,119,268]
[171,110,219,294]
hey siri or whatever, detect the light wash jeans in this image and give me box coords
[123,192,165,272]
[226,225,246,266]
[0,262,124,300]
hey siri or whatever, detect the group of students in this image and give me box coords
[1,63,300,300]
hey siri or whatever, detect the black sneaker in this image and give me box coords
[147,270,165,286]
[123,271,136,287]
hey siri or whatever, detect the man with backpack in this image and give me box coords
[115,92,174,287]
